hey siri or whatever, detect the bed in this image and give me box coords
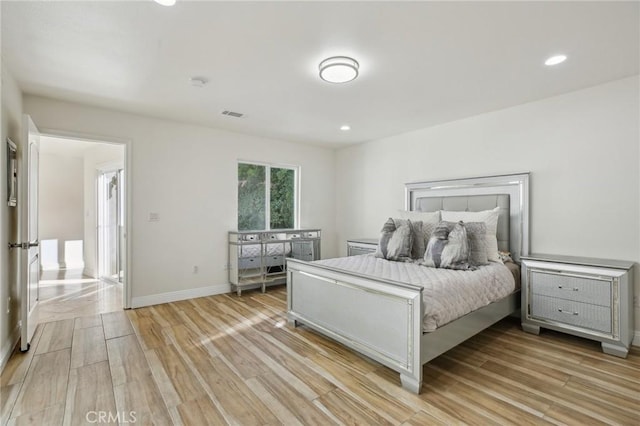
[286,173,530,393]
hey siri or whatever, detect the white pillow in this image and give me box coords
[396,210,441,223]
[440,207,501,263]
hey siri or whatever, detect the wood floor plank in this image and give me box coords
[101,311,133,340]
[128,310,169,351]
[63,361,117,426]
[309,351,414,424]
[175,396,227,426]
[254,373,335,425]
[112,373,172,426]
[1,384,21,423]
[317,387,395,426]
[186,353,279,426]
[150,304,184,328]
[73,315,102,330]
[148,344,207,406]
[0,323,44,387]
[10,349,70,418]
[34,319,74,355]
[6,403,64,426]
[105,334,151,387]
[429,357,553,414]
[402,409,451,426]
[70,325,107,369]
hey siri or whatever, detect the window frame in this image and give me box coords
[237,160,300,231]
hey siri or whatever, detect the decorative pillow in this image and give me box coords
[423,221,470,270]
[386,222,413,261]
[441,207,501,263]
[464,222,489,266]
[375,218,396,259]
[375,218,413,261]
[396,210,441,259]
[498,251,514,264]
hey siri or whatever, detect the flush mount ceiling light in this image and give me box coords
[340,125,351,131]
[153,0,176,6]
[545,54,567,66]
[319,56,359,83]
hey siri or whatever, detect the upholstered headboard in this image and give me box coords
[414,194,510,252]
[405,173,529,262]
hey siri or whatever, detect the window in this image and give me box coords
[238,162,298,230]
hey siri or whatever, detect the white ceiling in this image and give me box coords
[2,1,638,148]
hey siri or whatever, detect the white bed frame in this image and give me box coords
[286,173,529,393]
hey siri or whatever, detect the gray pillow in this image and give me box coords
[423,221,470,270]
[375,218,413,261]
[386,222,413,261]
[464,222,489,266]
[375,218,396,259]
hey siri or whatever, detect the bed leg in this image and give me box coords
[400,372,422,394]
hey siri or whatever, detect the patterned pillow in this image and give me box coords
[423,221,470,270]
[375,218,413,261]
[464,222,489,266]
[386,222,413,261]
[396,210,441,259]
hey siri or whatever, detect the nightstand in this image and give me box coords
[346,238,378,256]
[521,254,634,358]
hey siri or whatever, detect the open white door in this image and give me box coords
[19,115,40,351]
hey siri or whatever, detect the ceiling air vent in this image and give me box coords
[221,110,244,118]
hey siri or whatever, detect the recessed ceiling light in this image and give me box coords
[189,77,208,88]
[319,56,359,83]
[545,54,567,66]
[153,0,176,6]
[340,125,351,131]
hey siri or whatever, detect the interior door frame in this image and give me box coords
[36,128,132,309]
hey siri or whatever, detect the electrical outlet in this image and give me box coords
[192,265,199,274]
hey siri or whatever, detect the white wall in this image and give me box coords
[39,153,84,269]
[336,76,640,332]
[0,63,23,368]
[82,143,125,278]
[23,95,337,305]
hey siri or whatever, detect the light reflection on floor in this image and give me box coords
[37,268,123,323]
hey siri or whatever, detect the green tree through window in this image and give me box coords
[238,163,297,230]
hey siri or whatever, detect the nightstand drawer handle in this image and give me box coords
[558,308,579,316]
[558,285,579,291]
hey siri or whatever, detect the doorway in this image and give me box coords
[37,135,126,323]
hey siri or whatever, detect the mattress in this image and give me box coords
[314,255,517,332]
[238,243,291,258]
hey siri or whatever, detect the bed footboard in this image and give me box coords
[286,259,424,393]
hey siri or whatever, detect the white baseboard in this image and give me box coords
[83,267,97,278]
[633,331,640,347]
[0,323,21,374]
[131,283,231,309]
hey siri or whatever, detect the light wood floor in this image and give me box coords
[2,286,639,425]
